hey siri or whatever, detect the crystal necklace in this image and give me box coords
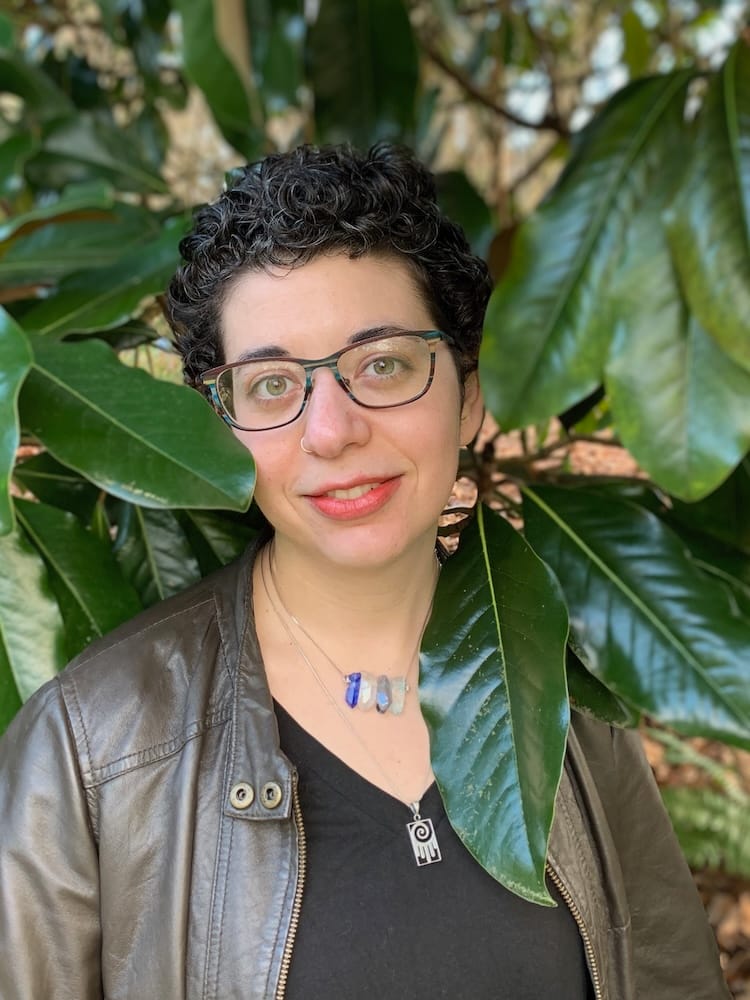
[261,547,442,867]
[267,547,421,716]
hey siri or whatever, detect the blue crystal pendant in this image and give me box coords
[344,672,408,714]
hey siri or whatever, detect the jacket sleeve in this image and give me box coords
[0,678,102,999]
[576,717,730,1000]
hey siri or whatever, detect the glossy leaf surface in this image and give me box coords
[0,203,162,288]
[0,180,113,241]
[421,504,569,904]
[113,503,202,607]
[20,218,185,336]
[39,113,169,194]
[175,0,264,157]
[12,452,99,522]
[523,485,750,749]
[481,72,691,428]
[16,499,142,659]
[0,308,32,535]
[566,648,639,728]
[667,40,750,373]
[0,527,66,709]
[180,509,258,574]
[20,338,255,511]
[607,288,750,501]
[309,0,419,146]
[666,459,750,556]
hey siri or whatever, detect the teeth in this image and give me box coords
[326,483,380,500]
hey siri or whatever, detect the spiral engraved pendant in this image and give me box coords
[407,814,442,866]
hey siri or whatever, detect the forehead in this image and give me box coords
[220,253,435,361]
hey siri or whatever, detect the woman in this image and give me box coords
[0,144,727,999]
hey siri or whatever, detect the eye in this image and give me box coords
[369,356,399,377]
[240,369,302,401]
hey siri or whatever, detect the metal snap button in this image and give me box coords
[229,781,255,810]
[261,781,283,809]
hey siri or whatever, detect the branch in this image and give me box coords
[420,40,571,137]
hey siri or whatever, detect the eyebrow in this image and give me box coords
[232,325,412,363]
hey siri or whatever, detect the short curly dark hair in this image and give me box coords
[165,143,493,388]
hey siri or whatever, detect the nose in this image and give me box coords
[300,367,371,457]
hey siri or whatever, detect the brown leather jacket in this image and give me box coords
[0,547,728,999]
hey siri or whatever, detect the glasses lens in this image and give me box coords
[216,359,306,430]
[340,335,433,407]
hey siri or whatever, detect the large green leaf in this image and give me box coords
[112,502,202,607]
[0,308,32,535]
[666,458,750,556]
[480,71,692,428]
[20,338,255,511]
[37,113,169,194]
[420,504,569,905]
[607,297,750,502]
[565,647,639,728]
[245,0,305,115]
[0,48,73,120]
[308,0,419,146]
[605,114,750,500]
[20,217,184,336]
[16,498,142,659]
[0,180,113,242]
[0,527,66,708]
[179,508,258,574]
[523,485,750,749]
[0,132,37,198]
[12,451,99,522]
[0,203,162,288]
[667,40,750,373]
[175,0,264,158]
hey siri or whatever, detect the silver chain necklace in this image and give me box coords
[261,547,442,867]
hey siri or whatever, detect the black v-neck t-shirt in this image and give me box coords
[275,703,594,999]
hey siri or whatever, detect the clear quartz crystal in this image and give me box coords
[376,675,392,713]
[389,678,407,715]
[358,672,377,710]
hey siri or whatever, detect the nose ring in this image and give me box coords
[300,439,314,455]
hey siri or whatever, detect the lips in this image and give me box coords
[304,476,401,520]
[324,482,380,500]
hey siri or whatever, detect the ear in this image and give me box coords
[459,372,484,446]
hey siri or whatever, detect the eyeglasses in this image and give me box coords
[198,330,447,432]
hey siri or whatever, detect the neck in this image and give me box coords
[263,534,440,657]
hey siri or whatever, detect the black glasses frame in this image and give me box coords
[197,330,447,432]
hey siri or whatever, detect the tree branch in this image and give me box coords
[420,40,571,137]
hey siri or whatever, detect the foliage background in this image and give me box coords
[1,0,749,989]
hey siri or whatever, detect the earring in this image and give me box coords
[300,439,313,454]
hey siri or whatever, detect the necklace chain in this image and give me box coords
[260,546,433,807]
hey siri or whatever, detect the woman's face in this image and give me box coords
[220,253,483,572]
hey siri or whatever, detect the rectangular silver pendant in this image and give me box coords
[407,816,442,866]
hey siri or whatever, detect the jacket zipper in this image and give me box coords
[275,777,307,1000]
[546,861,604,1000]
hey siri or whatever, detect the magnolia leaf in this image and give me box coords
[421,504,569,905]
[112,502,202,607]
[523,485,750,749]
[179,508,258,574]
[12,451,99,522]
[481,71,692,428]
[0,308,33,535]
[20,217,185,337]
[0,180,113,242]
[566,647,639,728]
[667,39,750,373]
[0,203,162,288]
[309,0,419,146]
[175,0,264,157]
[20,338,255,511]
[16,499,142,660]
[0,527,66,709]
